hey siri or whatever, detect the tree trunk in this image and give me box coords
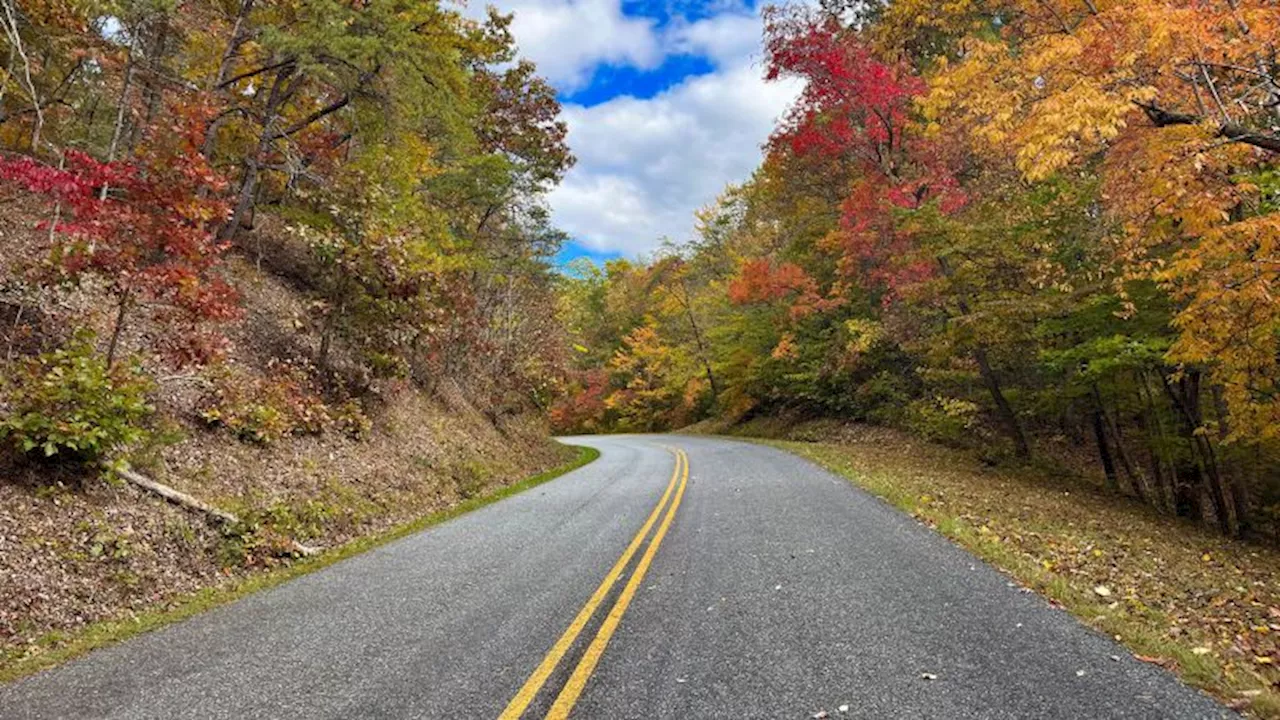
[973,345,1029,458]
[129,20,169,154]
[105,289,131,371]
[936,255,1028,459]
[1161,371,1237,536]
[219,63,292,242]
[1141,371,1177,512]
[676,278,718,400]
[201,0,257,159]
[1097,389,1144,501]
[98,44,135,202]
[1092,404,1119,491]
[1210,383,1250,535]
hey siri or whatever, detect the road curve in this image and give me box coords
[0,435,1232,719]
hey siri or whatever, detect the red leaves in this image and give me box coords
[764,6,922,171]
[762,7,970,305]
[548,369,610,433]
[0,126,239,365]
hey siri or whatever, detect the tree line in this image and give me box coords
[553,0,1280,538]
[0,0,571,462]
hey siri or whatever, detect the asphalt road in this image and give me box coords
[0,435,1233,719]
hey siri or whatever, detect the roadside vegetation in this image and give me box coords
[0,0,579,674]
[0,444,597,683]
[553,3,1280,711]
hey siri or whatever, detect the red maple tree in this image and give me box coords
[0,106,240,367]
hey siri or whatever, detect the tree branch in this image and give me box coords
[1134,101,1280,153]
[270,94,350,139]
[216,57,294,90]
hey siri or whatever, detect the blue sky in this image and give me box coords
[477,0,800,261]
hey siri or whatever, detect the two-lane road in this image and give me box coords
[0,436,1232,718]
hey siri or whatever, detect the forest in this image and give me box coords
[0,0,572,461]
[0,0,1278,570]
[551,0,1280,539]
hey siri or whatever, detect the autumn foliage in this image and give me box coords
[0,139,238,366]
[0,0,572,468]
[556,0,1280,544]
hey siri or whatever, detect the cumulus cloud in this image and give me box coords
[549,10,800,256]
[493,0,663,90]
[474,0,801,256]
[665,10,764,66]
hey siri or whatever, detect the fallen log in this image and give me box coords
[114,464,322,557]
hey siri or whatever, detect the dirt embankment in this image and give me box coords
[0,191,568,670]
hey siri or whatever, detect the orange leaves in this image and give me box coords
[1167,213,1280,441]
[727,258,839,323]
[919,0,1280,181]
[1096,118,1280,441]
[728,258,814,305]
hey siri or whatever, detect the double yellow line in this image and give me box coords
[499,447,690,720]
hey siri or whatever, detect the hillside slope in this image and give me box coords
[0,193,570,671]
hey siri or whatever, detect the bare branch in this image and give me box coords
[1134,101,1280,153]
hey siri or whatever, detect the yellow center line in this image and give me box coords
[544,448,690,720]
[498,448,685,720]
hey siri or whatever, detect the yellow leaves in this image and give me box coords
[1164,212,1280,441]
[771,332,798,360]
[843,318,884,358]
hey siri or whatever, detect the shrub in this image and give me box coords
[198,360,359,444]
[333,399,372,440]
[0,336,153,465]
[903,395,979,446]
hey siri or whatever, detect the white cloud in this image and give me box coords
[547,9,800,256]
[665,11,763,66]
[551,59,800,256]
[471,0,801,256]
[493,0,663,90]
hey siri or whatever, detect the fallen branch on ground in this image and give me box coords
[113,464,322,557]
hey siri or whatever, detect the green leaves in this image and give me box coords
[0,334,153,468]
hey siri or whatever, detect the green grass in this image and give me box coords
[0,444,600,684]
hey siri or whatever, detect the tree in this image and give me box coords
[0,118,238,368]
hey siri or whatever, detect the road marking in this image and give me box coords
[498,448,684,720]
[544,448,690,720]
